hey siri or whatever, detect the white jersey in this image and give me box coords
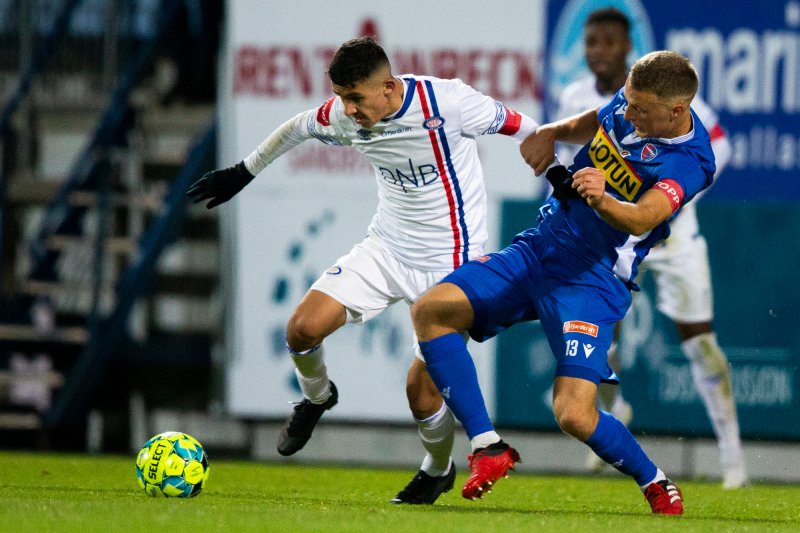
[245,75,537,271]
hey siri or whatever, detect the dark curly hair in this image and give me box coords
[328,37,390,88]
[586,7,631,36]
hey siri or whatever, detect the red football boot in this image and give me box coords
[462,441,521,500]
[644,478,684,515]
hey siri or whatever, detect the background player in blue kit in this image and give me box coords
[555,8,748,488]
[411,50,713,514]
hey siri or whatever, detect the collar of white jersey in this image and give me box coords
[381,77,415,122]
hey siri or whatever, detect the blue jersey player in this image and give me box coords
[411,51,713,515]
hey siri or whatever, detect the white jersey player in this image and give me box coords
[187,37,538,504]
[554,7,747,489]
[245,75,528,273]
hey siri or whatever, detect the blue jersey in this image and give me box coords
[441,87,716,384]
[539,87,716,288]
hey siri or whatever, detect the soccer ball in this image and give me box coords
[135,431,210,497]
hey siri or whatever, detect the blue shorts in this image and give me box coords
[444,229,631,384]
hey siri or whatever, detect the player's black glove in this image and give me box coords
[187,161,255,209]
[545,165,581,202]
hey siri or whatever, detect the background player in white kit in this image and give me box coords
[187,37,541,504]
[555,7,748,489]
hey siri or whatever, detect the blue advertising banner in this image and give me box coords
[494,1,800,439]
[544,0,800,201]
[495,200,799,439]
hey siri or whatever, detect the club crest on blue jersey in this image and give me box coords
[423,116,446,131]
[641,143,658,161]
[325,266,342,275]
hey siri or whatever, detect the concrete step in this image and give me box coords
[45,234,137,256]
[136,104,215,167]
[7,178,163,211]
[0,323,88,353]
[153,272,218,298]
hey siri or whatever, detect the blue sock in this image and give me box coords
[419,333,493,440]
[585,410,658,486]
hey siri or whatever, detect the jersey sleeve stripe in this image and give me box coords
[306,113,340,145]
[498,106,522,135]
[316,97,335,126]
[417,80,467,269]
[653,179,685,212]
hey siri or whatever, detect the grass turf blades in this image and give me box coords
[0,451,797,532]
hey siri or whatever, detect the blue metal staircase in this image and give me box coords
[0,0,219,441]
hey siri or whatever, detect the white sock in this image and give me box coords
[681,332,744,467]
[611,395,627,415]
[470,431,501,451]
[597,383,619,412]
[597,342,625,412]
[417,402,455,477]
[289,344,331,404]
[640,468,667,490]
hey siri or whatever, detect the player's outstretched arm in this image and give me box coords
[520,108,599,176]
[187,161,255,209]
[186,111,314,209]
[520,125,558,176]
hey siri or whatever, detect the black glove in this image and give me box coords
[545,165,581,202]
[187,161,255,209]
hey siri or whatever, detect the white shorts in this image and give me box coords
[310,232,451,325]
[641,203,714,323]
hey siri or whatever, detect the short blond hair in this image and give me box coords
[630,51,698,103]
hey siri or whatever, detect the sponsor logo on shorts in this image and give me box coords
[562,320,599,337]
[325,266,342,275]
[423,116,445,130]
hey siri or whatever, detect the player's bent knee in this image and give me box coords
[411,283,473,339]
[684,332,730,376]
[554,404,596,441]
[406,381,442,419]
[407,391,441,419]
[410,298,438,337]
[285,312,326,351]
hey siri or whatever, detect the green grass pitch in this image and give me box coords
[0,451,797,532]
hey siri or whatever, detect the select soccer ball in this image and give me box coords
[135,431,210,497]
